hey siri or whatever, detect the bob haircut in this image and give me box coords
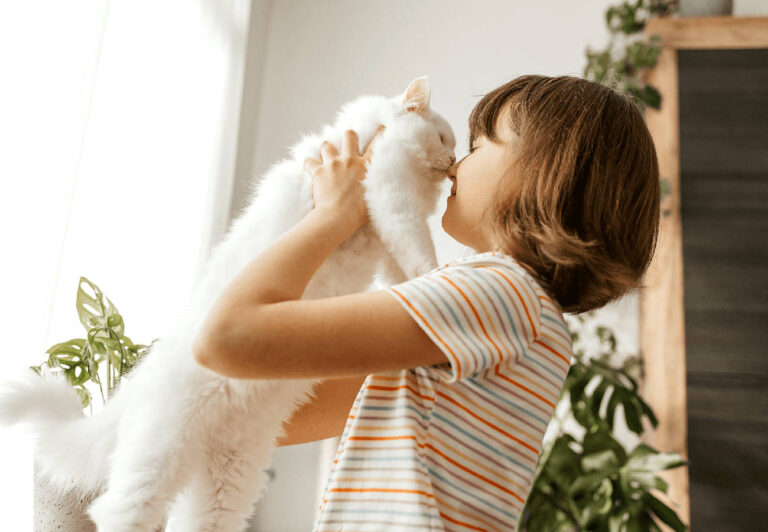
[470,75,661,314]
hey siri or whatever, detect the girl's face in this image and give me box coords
[441,110,521,253]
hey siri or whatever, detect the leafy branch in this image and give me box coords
[583,0,679,112]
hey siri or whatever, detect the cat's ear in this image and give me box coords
[401,76,431,115]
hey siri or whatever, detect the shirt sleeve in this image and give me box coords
[384,263,544,383]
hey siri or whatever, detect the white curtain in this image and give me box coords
[0,0,251,526]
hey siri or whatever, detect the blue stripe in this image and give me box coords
[324,508,434,519]
[415,273,490,374]
[469,379,550,426]
[466,268,563,381]
[464,268,523,372]
[406,280,483,367]
[359,404,430,422]
[432,411,534,474]
[426,466,519,522]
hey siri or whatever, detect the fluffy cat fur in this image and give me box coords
[0,75,456,532]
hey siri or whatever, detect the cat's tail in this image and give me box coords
[0,365,124,499]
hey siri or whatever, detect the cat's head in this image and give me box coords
[387,75,457,176]
[293,76,456,185]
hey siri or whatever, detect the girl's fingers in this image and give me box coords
[362,125,386,162]
[319,140,338,162]
[303,157,321,175]
[341,129,358,157]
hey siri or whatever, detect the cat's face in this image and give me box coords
[393,76,457,177]
[326,76,456,184]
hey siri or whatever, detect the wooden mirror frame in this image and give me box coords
[639,15,768,528]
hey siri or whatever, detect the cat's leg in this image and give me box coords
[163,425,277,532]
[374,215,439,280]
[377,248,408,286]
[85,407,196,532]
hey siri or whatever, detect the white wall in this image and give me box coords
[232,1,639,530]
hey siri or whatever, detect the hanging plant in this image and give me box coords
[583,0,679,112]
[583,0,679,213]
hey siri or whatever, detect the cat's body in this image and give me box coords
[0,76,456,531]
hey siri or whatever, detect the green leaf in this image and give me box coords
[608,511,628,532]
[643,492,688,531]
[627,450,688,474]
[76,277,106,330]
[75,277,121,333]
[74,385,92,409]
[106,312,124,336]
[583,429,627,465]
[568,471,607,495]
[589,380,610,421]
[635,394,659,428]
[582,448,619,474]
[606,394,619,431]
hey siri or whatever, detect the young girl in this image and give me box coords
[194,74,660,531]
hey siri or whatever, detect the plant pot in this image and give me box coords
[33,458,96,532]
[679,0,732,16]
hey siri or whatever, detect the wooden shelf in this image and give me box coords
[645,15,768,49]
[639,12,767,532]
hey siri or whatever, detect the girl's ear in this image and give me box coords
[400,76,431,115]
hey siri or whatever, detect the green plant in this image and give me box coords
[583,0,678,112]
[517,312,689,531]
[29,277,157,414]
[584,1,676,212]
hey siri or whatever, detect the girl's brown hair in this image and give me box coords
[470,75,661,314]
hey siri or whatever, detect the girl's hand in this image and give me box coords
[303,125,385,232]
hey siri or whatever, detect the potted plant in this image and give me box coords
[29,277,156,531]
[516,312,689,531]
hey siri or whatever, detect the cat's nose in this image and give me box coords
[448,155,456,165]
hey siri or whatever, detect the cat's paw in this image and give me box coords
[88,491,158,532]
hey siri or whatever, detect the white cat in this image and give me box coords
[0,76,456,532]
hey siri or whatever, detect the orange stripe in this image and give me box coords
[494,372,555,408]
[426,443,526,504]
[439,383,537,441]
[482,266,539,338]
[428,431,529,493]
[348,435,425,445]
[435,389,539,456]
[334,477,433,489]
[438,510,491,531]
[539,332,572,361]
[436,496,506,532]
[366,383,435,402]
[330,488,435,498]
[533,338,571,365]
[389,287,463,377]
[508,366,560,405]
[437,273,506,376]
[453,272,519,361]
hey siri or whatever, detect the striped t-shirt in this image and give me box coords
[312,250,573,532]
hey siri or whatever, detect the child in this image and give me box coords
[198,74,660,531]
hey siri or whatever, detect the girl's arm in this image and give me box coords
[192,127,449,379]
[275,375,367,447]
